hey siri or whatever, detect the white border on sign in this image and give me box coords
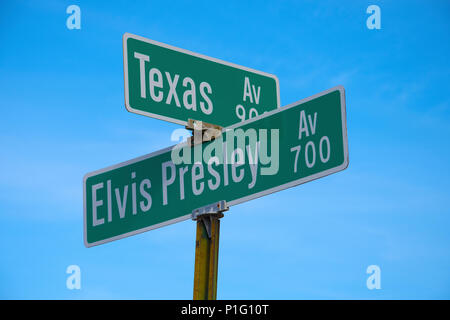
[122,32,281,126]
[84,85,348,247]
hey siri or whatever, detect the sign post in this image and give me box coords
[84,32,349,300]
[192,201,228,300]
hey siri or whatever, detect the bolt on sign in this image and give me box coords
[84,86,348,247]
[123,33,280,127]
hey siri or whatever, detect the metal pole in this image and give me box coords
[193,214,222,300]
[186,115,225,300]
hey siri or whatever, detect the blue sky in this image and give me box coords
[0,0,449,299]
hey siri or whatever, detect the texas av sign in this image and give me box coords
[123,33,280,126]
[84,86,348,247]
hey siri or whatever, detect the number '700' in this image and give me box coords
[289,109,331,173]
[290,137,330,173]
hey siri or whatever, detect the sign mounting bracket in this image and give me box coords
[185,119,223,147]
[192,200,228,238]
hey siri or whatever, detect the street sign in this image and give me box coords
[84,86,348,247]
[123,32,280,127]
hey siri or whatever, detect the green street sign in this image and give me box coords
[123,33,280,126]
[84,86,348,247]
